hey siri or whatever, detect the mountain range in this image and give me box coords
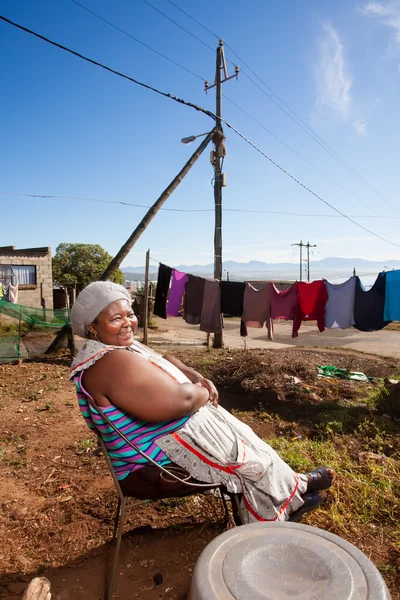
[122,257,400,281]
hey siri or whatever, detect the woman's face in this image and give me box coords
[90,299,138,346]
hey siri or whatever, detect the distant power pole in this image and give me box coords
[292,241,316,282]
[205,40,239,348]
[306,241,317,282]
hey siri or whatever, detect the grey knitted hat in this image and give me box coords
[70,281,132,337]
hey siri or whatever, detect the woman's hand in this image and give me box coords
[198,378,219,408]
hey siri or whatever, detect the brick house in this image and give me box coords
[0,246,53,309]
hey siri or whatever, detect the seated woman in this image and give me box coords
[69,281,335,524]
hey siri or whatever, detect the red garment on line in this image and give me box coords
[293,281,328,338]
[269,282,298,340]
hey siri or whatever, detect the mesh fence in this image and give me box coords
[0,299,71,362]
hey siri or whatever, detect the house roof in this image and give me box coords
[0,246,51,256]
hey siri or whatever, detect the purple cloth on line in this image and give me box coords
[167,269,188,316]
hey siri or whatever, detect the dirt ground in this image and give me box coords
[0,345,399,599]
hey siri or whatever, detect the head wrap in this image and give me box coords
[70,281,131,337]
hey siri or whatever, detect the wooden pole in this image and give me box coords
[143,249,150,345]
[17,305,22,364]
[45,132,214,356]
[100,129,215,281]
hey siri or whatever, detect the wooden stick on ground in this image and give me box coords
[22,577,51,600]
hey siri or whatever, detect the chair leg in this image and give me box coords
[231,493,246,526]
[107,498,126,600]
[219,487,231,523]
[112,497,121,543]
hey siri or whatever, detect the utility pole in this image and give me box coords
[306,241,317,282]
[205,40,239,348]
[100,130,215,281]
[292,241,316,282]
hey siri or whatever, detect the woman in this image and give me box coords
[70,281,335,523]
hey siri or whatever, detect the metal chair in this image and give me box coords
[93,417,245,600]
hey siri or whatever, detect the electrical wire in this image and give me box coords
[219,120,400,249]
[238,72,398,214]
[224,96,380,217]
[71,0,380,216]
[139,0,215,52]
[159,0,398,213]
[147,257,383,283]
[3,190,400,218]
[70,0,204,81]
[164,0,219,40]
[0,14,215,120]
[2,14,400,248]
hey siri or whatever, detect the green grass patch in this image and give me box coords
[75,438,96,451]
[269,436,400,532]
[0,435,27,470]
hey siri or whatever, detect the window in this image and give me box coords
[0,265,14,282]
[12,265,37,285]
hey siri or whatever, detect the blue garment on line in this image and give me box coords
[384,270,400,321]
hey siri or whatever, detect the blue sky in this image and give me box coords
[1,0,400,271]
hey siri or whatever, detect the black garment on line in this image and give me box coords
[153,263,172,319]
[354,273,390,332]
[183,275,205,325]
[220,281,245,317]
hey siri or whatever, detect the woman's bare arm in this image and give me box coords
[82,349,210,422]
[163,353,219,407]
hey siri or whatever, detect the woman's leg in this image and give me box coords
[119,463,216,499]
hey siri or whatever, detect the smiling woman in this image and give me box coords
[87,299,138,346]
[69,281,335,522]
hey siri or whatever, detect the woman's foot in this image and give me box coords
[304,467,336,492]
[288,491,326,522]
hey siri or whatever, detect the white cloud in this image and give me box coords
[353,119,368,136]
[316,25,352,118]
[363,1,400,65]
[315,24,367,134]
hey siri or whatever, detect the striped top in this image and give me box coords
[73,358,191,480]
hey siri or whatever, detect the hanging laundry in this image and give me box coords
[0,283,3,298]
[2,283,10,302]
[167,269,188,317]
[324,277,356,329]
[269,282,297,339]
[8,283,18,304]
[220,281,245,317]
[354,273,389,332]
[293,281,328,338]
[241,283,272,339]
[200,279,222,333]
[184,275,205,325]
[384,270,400,322]
[153,263,172,319]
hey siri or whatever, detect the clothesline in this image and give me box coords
[147,255,385,283]
[152,262,400,339]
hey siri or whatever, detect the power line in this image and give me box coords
[224,96,380,217]
[238,72,398,214]
[0,14,216,120]
[71,0,379,217]
[70,0,204,81]
[220,120,400,249]
[3,190,400,219]
[159,0,397,213]
[139,0,215,52]
[66,0,385,220]
[2,14,400,248]
[164,0,219,40]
